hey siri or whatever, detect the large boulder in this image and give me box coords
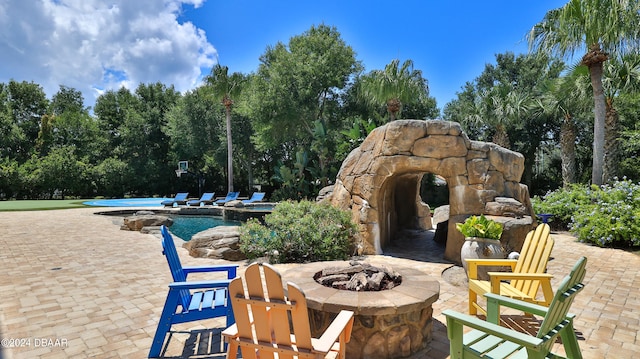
[182,226,246,261]
[484,197,528,217]
[121,212,173,231]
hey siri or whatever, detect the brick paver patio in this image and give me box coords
[1,207,639,358]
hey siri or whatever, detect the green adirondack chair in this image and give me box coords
[443,256,587,359]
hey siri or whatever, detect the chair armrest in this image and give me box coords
[485,292,550,317]
[221,323,238,339]
[465,258,517,268]
[182,265,238,279]
[491,273,555,306]
[168,280,231,290]
[485,292,577,325]
[313,310,354,354]
[443,309,544,348]
[466,259,516,280]
[488,272,553,298]
[488,272,552,285]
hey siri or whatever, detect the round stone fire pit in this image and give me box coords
[284,261,440,359]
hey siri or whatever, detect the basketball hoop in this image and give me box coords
[176,160,189,178]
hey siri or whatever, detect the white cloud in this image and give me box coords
[0,0,216,108]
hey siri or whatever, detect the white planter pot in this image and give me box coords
[460,236,506,280]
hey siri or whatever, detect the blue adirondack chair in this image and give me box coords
[187,192,215,206]
[149,225,238,358]
[241,192,265,204]
[214,192,239,204]
[160,192,189,207]
[443,256,587,359]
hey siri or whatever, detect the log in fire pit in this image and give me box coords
[314,261,402,291]
[284,260,439,359]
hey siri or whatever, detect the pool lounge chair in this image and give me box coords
[161,192,189,207]
[187,192,215,206]
[241,192,265,204]
[215,192,239,204]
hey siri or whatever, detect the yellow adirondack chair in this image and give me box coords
[466,223,555,315]
[444,256,587,359]
[222,262,355,359]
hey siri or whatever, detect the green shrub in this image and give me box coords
[534,179,640,248]
[239,200,357,263]
[570,180,640,247]
[531,183,593,229]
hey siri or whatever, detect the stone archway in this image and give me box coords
[328,120,534,264]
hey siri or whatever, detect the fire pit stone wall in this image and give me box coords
[284,261,440,359]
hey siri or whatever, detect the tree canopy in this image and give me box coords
[2,18,640,202]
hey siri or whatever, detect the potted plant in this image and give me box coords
[456,214,506,279]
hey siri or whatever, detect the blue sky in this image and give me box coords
[0,0,568,111]
[181,0,568,110]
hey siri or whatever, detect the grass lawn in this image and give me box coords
[0,199,91,211]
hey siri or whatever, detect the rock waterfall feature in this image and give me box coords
[327,119,534,264]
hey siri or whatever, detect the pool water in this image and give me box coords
[84,198,172,207]
[169,215,240,241]
[245,204,277,211]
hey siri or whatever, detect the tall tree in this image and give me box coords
[205,64,245,193]
[132,83,180,195]
[358,59,429,122]
[50,85,85,115]
[165,87,230,193]
[94,87,137,155]
[601,53,640,181]
[1,81,48,162]
[528,0,640,185]
[536,65,592,187]
[484,84,532,149]
[244,24,359,195]
[38,86,103,161]
[443,52,563,191]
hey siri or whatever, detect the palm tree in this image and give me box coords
[536,65,591,187]
[358,59,428,121]
[460,84,531,150]
[528,0,640,185]
[602,54,640,182]
[205,64,245,193]
[486,85,532,149]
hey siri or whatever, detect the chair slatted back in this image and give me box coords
[160,225,191,309]
[511,223,554,296]
[228,263,314,359]
[537,256,587,350]
[201,192,215,201]
[175,192,188,200]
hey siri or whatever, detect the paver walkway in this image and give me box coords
[1,207,639,358]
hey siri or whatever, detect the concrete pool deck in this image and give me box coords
[1,207,639,358]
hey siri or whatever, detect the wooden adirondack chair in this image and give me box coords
[222,262,355,359]
[149,225,239,358]
[444,256,587,359]
[467,223,555,315]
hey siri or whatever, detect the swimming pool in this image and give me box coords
[169,215,240,241]
[84,198,172,207]
[90,198,272,241]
